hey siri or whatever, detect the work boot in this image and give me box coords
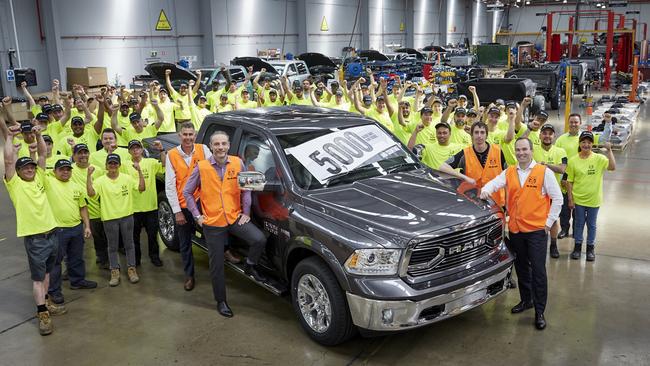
[550,243,560,259]
[571,243,582,260]
[37,311,53,336]
[244,263,267,282]
[150,257,163,267]
[127,267,140,284]
[586,245,596,262]
[46,299,68,316]
[224,250,241,264]
[109,269,121,287]
[558,230,569,239]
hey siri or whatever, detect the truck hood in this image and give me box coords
[304,169,494,249]
[297,53,338,68]
[145,62,197,81]
[231,57,279,74]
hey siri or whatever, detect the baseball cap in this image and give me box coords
[435,121,451,129]
[15,157,37,170]
[42,104,53,114]
[335,90,343,97]
[420,106,433,114]
[20,121,33,133]
[330,81,339,86]
[269,88,278,95]
[211,79,220,84]
[432,98,442,105]
[38,95,49,102]
[120,102,129,108]
[241,89,249,94]
[36,113,49,121]
[362,95,373,104]
[540,123,555,132]
[42,135,53,144]
[536,110,549,120]
[128,139,143,149]
[159,88,168,94]
[505,101,517,109]
[129,112,141,122]
[71,116,84,125]
[488,107,501,115]
[51,104,63,112]
[360,84,369,90]
[198,96,207,101]
[54,159,73,170]
[220,93,228,100]
[455,107,467,115]
[73,143,90,154]
[579,131,594,142]
[180,82,188,88]
[467,109,478,117]
[458,94,467,100]
[495,99,505,105]
[375,95,385,102]
[106,153,121,164]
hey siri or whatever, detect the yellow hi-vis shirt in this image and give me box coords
[71,164,104,220]
[45,176,87,228]
[4,168,57,237]
[566,153,609,208]
[126,158,163,213]
[536,144,567,186]
[421,142,463,170]
[92,173,138,221]
[450,124,471,147]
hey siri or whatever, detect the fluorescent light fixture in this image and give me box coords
[525,0,530,4]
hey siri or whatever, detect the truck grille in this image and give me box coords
[407,218,503,278]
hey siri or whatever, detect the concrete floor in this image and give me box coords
[1,97,650,366]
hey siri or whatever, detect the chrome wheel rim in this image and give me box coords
[297,274,332,333]
[158,201,175,243]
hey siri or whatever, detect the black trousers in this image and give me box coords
[203,220,266,302]
[559,192,574,234]
[133,210,160,263]
[510,229,548,314]
[89,218,108,264]
[176,209,196,278]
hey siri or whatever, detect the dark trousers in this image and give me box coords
[48,224,86,302]
[203,220,266,302]
[176,209,196,278]
[90,218,108,264]
[559,192,574,234]
[133,210,160,264]
[510,229,548,314]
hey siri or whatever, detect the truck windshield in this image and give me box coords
[277,124,418,190]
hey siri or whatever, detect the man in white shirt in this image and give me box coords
[481,137,562,331]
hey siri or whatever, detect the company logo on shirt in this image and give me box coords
[587,164,596,175]
[121,184,129,196]
[525,176,539,188]
[487,158,498,168]
[36,182,45,193]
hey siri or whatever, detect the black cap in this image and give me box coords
[269,88,278,95]
[180,83,188,88]
[71,116,84,125]
[106,153,121,164]
[435,121,451,129]
[536,110,549,119]
[73,143,90,154]
[54,159,73,170]
[159,88,168,94]
[361,84,369,90]
[362,95,372,103]
[432,98,442,104]
[375,95,385,102]
[330,81,339,86]
[488,107,501,115]
[20,121,33,133]
[211,79,220,84]
[455,107,467,115]
[42,135,53,143]
[129,112,141,122]
[241,89,250,94]
[120,102,129,108]
[467,109,478,117]
[604,109,616,114]
[42,104,53,114]
[36,113,49,121]
[540,123,555,132]
[420,106,433,114]
[51,104,63,112]
[128,139,143,149]
[38,95,49,101]
[579,131,594,142]
[198,95,207,101]
[128,98,138,105]
[505,101,517,109]
[15,156,37,170]
[458,94,467,100]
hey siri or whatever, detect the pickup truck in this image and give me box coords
[146,106,514,346]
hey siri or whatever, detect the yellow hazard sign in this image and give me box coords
[400,22,405,32]
[156,9,172,31]
[320,16,329,32]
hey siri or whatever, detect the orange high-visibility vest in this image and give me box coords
[198,156,242,227]
[464,144,505,207]
[505,164,551,233]
[168,144,206,209]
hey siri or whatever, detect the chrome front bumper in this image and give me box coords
[346,267,512,331]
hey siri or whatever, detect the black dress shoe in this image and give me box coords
[511,301,533,314]
[217,301,233,318]
[550,244,560,259]
[150,257,163,267]
[70,279,98,290]
[244,264,267,282]
[535,313,547,330]
[558,230,569,239]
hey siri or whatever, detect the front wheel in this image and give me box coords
[291,257,356,346]
[157,193,180,252]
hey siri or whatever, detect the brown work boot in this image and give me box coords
[46,299,68,316]
[224,250,241,264]
[184,277,195,291]
[127,266,139,284]
[109,269,121,287]
[37,311,53,336]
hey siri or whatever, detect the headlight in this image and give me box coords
[344,249,401,276]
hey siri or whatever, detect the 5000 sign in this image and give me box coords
[308,132,373,175]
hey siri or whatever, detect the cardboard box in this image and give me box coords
[66,67,108,89]
[7,101,30,121]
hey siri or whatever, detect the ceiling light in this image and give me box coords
[563,0,567,3]
[526,0,530,4]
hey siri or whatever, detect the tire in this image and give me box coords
[550,90,560,110]
[291,257,356,346]
[157,193,180,252]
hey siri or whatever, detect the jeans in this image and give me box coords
[104,216,136,269]
[573,205,600,246]
[133,210,160,264]
[559,192,574,235]
[90,218,108,264]
[48,224,86,302]
[175,208,196,278]
[510,229,548,314]
[202,221,266,302]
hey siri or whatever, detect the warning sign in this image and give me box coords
[320,16,329,32]
[156,9,172,31]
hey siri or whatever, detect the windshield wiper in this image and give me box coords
[323,165,379,188]
[385,162,420,174]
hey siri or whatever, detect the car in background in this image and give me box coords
[267,59,312,85]
[297,52,339,83]
[193,65,249,88]
[231,57,282,83]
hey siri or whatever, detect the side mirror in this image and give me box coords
[238,171,283,192]
[412,144,425,160]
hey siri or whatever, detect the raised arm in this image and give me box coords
[309,85,321,107]
[1,97,18,127]
[469,85,480,110]
[94,94,106,134]
[86,165,97,198]
[3,124,20,180]
[51,79,61,105]
[20,81,36,109]
[352,85,369,115]
[192,70,202,95]
[504,108,516,143]
[441,99,457,124]
[133,160,146,192]
[381,79,395,117]
[109,104,123,135]
[151,99,164,129]
[34,125,47,170]
[281,76,294,101]
[516,97,531,128]
[603,142,616,171]
[164,69,176,97]
[407,123,424,150]
[253,68,264,92]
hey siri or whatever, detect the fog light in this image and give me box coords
[382,308,394,324]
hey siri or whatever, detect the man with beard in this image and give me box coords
[441,100,471,147]
[407,121,462,170]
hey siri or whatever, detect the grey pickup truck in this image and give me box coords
[146,106,513,346]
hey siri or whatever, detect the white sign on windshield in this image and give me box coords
[285,125,399,183]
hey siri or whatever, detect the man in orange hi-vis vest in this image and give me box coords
[481,137,562,331]
[183,131,267,318]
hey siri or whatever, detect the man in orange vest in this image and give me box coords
[182,131,267,318]
[480,137,562,330]
[164,122,212,291]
